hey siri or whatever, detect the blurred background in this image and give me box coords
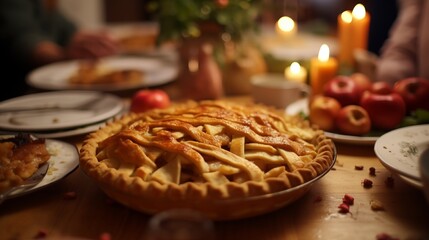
[58,0,397,56]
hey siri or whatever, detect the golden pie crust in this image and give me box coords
[79,100,335,220]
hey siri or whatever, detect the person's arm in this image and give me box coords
[65,31,119,60]
[0,0,78,67]
[376,0,423,85]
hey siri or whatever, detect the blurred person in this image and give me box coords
[367,0,398,56]
[0,0,119,101]
[376,0,429,85]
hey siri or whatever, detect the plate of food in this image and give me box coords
[106,22,158,54]
[0,90,124,131]
[285,98,378,145]
[374,124,429,181]
[26,56,178,91]
[0,134,79,199]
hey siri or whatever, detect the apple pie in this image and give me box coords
[79,100,335,219]
[69,60,143,85]
[0,134,51,194]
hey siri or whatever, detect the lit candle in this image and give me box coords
[351,4,370,50]
[275,16,297,39]
[285,62,307,83]
[338,10,353,66]
[337,4,370,66]
[310,44,338,96]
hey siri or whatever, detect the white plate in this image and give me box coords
[0,117,117,139]
[396,174,423,189]
[321,132,377,145]
[28,106,127,139]
[374,124,429,181]
[27,56,178,91]
[31,120,110,139]
[7,138,79,198]
[0,91,124,131]
[285,98,378,145]
[30,110,126,139]
[259,28,338,60]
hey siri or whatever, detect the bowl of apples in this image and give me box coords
[286,73,429,145]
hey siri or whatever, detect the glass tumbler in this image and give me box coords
[145,208,215,240]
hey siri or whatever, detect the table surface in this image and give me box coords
[1,96,429,240]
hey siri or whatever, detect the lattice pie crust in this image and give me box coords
[79,100,335,219]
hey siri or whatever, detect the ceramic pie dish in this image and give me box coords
[79,100,336,220]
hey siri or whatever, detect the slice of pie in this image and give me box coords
[0,134,51,193]
[79,100,335,220]
[69,60,143,85]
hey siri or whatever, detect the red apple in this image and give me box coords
[335,105,371,135]
[309,95,342,131]
[360,91,406,130]
[371,81,393,94]
[350,72,372,93]
[216,0,229,7]
[130,89,171,113]
[323,76,363,106]
[393,77,429,112]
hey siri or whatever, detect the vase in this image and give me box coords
[177,38,224,100]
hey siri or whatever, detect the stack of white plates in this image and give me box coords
[374,124,429,189]
[0,90,125,138]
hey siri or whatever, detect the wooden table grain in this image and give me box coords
[1,99,429,240]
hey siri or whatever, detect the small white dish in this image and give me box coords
[251,73,309,109]
[374,124,429,181]
[0,91,123,131]
[259,29,338,60]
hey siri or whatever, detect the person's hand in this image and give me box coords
[31,41,65,67]
[65,31,119,59]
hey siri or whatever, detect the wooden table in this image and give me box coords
[1,97,429,240]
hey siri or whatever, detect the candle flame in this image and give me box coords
[277,16,295,32]
[290,62,301,74]
[318,44,330,62]
[341,11,353,23]
[352,4,366,20]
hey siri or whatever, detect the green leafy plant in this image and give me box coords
[400,109,429,127]
[147,0,263,44]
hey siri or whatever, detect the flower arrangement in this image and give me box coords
[147,0,263,44]
[147,0,267,96]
